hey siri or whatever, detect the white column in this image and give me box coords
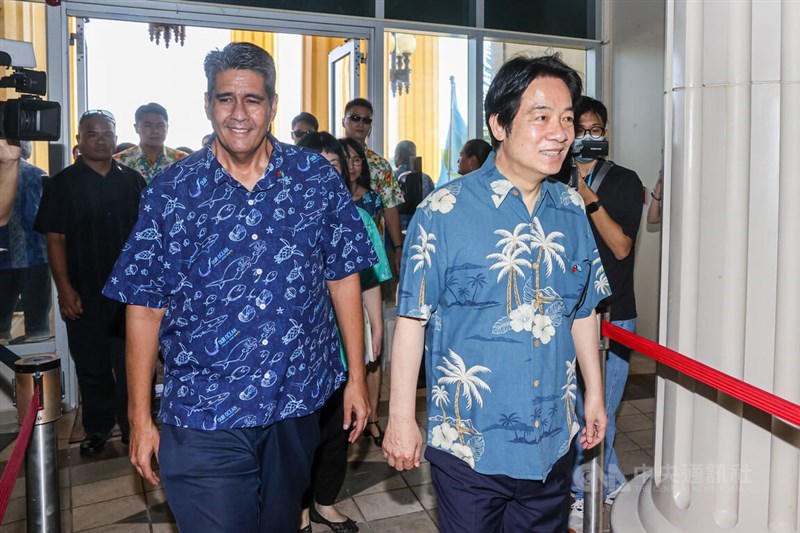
[612,0,800,531]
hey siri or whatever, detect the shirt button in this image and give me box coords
[248,200,254,205]
[251,234,258,240]
[255,268,263,275]
[533,340,540,347]
[512,190,519,196]
[259,304,266,310]
[261,339,269,346]
[534,420,540,428]
[533,380,539,387]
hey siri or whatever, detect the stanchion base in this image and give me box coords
[610,470,686,533]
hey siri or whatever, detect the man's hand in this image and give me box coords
[393,246,403,276]
[57,285,83,320]
[343,378,370,443]
[129,418,161,486]
[383,416,422,471]
[579,391,607,450]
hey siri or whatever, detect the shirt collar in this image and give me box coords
[204,132,281,191]
[479,152,559,209]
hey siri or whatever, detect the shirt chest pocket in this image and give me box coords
[556,258,593,318]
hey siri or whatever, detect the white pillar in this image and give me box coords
[612,1,800,531]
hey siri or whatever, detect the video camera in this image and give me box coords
[0,38,60,141]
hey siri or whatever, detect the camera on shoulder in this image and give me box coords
[0,38,61,142]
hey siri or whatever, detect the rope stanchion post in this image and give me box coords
[14,355,62,532]
[585,307,610,533]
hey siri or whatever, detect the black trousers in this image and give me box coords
[303,385,348,507]
[65,299,128,438]
[0,264,52,338]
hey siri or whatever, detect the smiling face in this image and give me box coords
[489,76,575,183]
[345,145,364,186]
[135,112,168,150]
[205,69,277,164]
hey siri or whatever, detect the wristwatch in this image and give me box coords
[586,200,602,214]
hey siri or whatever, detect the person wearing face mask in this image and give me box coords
[565,96,644,533]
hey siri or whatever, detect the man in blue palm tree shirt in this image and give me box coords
[383,55,609,532]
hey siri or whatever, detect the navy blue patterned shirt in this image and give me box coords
[103,136,377,430]
[398,153,608,480]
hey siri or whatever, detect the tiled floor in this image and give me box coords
[1,353,656,532]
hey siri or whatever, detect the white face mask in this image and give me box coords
[572,135,606,163]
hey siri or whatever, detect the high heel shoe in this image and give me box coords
[309,505,359,533]
[362,420,384,447]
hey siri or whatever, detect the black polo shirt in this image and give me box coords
[34,158,145,313]
[589,160,644,321]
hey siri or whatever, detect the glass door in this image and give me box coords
[328,39,365,134]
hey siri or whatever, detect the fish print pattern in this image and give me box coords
[103,136,378,430]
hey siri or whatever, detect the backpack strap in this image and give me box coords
[589,160,614,193]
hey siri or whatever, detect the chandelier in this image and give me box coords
[388,32,417,97]
[148,23,186,49]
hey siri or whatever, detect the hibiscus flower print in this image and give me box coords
[429,188,457,214]
[532,313,556,344]
[509,303,534,332]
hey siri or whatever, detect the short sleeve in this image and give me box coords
[610,170,644,241]
[101,188,171,308]
[396,209,445,324]
[34,173,68,235]
[574,228,609,319]
[319,166,378,281]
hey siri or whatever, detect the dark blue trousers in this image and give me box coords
[159,413,321,533]
[427,445,574,533]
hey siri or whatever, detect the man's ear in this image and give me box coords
[204,92,212,120]
[133,123,140,134]
[488,114,507,144]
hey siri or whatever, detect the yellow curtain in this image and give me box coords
[395,34,439,179]
[302,35,342,133]
[0,0,48,171]
[231,31,278,129]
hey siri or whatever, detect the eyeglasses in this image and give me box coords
[80,109,116,125]
[345,114,373,125]
[575,126,604,138]
[292,129,312,138]
[347,156,364,167]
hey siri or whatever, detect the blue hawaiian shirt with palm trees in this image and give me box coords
[103,137,377,431]
[397,153,608,481]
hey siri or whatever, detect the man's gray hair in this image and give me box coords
[395,140,416,166]
[20,141,32,161]
[204,42,276,102]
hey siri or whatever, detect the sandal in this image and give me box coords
[362,420,384,447]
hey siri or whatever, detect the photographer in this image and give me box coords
[0,139,51,343]
[566,97,644,533]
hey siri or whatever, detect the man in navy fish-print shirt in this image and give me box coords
[103,42,376,532]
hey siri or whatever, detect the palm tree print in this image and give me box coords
[500,412,522,439]
[467,273,487,301]
[487,224,533,312]
[436,349,492,445]
[411,224,437,308]
[529,217,566,312]
[432,385,450,421]
[561,358,578,430]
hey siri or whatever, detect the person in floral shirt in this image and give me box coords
[342,98,405,272]
[383,55,608,533]
[114,102,187,183]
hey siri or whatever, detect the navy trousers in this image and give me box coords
[427,445,574,533]
[159,413,320,533]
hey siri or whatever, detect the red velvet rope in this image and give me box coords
[0,384,40,522]
[602,322,800,427]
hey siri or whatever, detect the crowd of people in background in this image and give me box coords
[0,39,657,533]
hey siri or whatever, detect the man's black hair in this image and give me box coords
[135,102,169,123]
[484,54,582,150]
[292,112,319,131]
[344,98,374,116]
[297,132,349,187]
[462,139,492,166]
[339,137,372,192]
[574,96,608,128]
[204,42,276,102]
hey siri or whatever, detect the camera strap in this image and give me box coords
[589,160,614,193]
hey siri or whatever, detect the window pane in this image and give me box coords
[485,0,595,40]
[385,0,472,26]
